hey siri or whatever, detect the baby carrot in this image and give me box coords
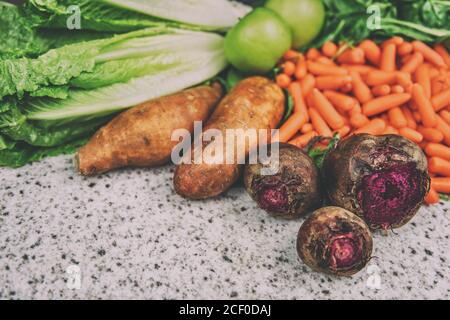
[350,102,362,117]
[440,110,450,125]
[312,89,345,130]
[434,44,450,68]
[431,89,450,111]
[350,113,370,128]
[306,92,315,109]
[412,84,437,128]
[289,82,309,121]
[323,90,356,112]
[354,118,386,135]
[398,42,413,56]
[276,74,291,89]
[431,177,450,194]
[337,48,365,65]
[396,72,413,91]
[307,61,348,76]
[413,110,422,122]
[425,143,450,160]
[383,126,399,135]
[295,54,308,79]
[301,123,313,134]
[350,70,373,104]
[431,75,446,96]
[429,157,450,176]
[315,75,352,90]
[289,131,318,148]
[425,188,440,205]
[340,83,353,94]
[415,64,431,98]
[335,125,351,138]
[359,40,381,66]
[400,52,424,73]
[412,41,446,68]
[402,106,417,129]
[380,43,397,72]
[365,70,397,86]
[372,85,391,96]
[322,41,338,58]
[391,85,405,94]
[436,116,450,146]
[283,50,300,60]
[283,61,296,77]
[418,127,444,143]
[388,107,407,128]
[362,93,412,116]
[342,64,376,75]
[300,74,316,97]
[307,48,321,60]
[316,57,336,66]
[275,112,307,143]
[399,127,423,144]
[310,107,333,137]
[382,36,404,48]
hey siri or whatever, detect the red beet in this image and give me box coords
[297,206,373,277]
[244,143,321,219]
[323,134,430,231]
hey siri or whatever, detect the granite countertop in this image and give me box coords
[0,155,449,300]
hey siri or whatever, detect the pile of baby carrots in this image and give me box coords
[274,37,450,204]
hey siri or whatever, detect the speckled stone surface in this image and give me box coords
[0,155,449,300]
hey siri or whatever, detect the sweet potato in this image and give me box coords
[174,77,285,200]
[77,84,222,175]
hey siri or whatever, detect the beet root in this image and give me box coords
[244,143,321,219]
[323,134,430,231]
[297,206,373,277]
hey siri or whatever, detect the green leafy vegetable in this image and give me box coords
[308,134,340,169]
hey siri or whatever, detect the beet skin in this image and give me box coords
[244,143,321,219]
[323,134,430,231]
[297,206,373,277]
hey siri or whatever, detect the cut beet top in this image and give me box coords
[323,134,430,231]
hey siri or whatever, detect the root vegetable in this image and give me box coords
[174,77,285,200]
[297,206,373,277]
[323,134,430,231]
[244,143,321,219]
[77,84,223,175]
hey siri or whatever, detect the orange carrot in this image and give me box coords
[425,188,440,204]
[315,75,352,90]
[436,115,450,146]
[362,93,411,116]
[400,52,424,73]
[323,90,356,112]
[398,42,413,56]
[382,36,404,48]
[399,127,423,143]
[300,74,316,97]
[350,102,362,116]
[307,61,348,76]
[358,40,381,66]
[434,44,450,68]
[429,157,450,176]
[372,85,391,96]
[316,57,336,66]
[275,112,307,143]
[440,110,450,125]
[335,125,351,138]
[295,54,308,79]
[340,82,353,94]
[431,75,446,96]
[354,118,386,135]
[412,84,437,128]
[388,107,407,128]
[350,70,373,103]
[289,131,318,148]
[312,89,345,130]
[428,66,439,79]
[301,123,313,134]
[413,41,446,68]
[289,82,309,121]
[283,61,296,77]
[431,89,450,111]
[322,41,338,58]
[425,143,450,160]
[380,43,397,72]
[383,125,399,135]
[396,72,413,91]
[337,48,365,64]
[413,110,422,122]
[415,64,431,98]
[391,85,405,94]
[276,74,291,89]
[310,107,333,137]
[350,113,370,128]
[342,64,376,75]
[365,70,397,86]
[402,106,417,129]
[418,127,444,143]
[307,48,321,60]
[431,177,450,194]
[283,50,300,60]
[305,92,315,109]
